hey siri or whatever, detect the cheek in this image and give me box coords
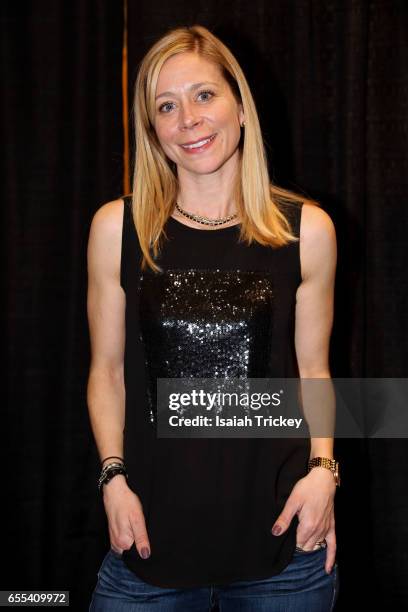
[215,118,240,145]
[215,102,240,126]
[156,125,178,148]
[155,120,176,144]
[155,127,180,162]
[155,125,169,146]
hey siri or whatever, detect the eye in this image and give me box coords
[158,101,175,114]
[197,89,215,102]
[157,90,215,114]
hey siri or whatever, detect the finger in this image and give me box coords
[110,543,123,554]
[296,533,327,551]
[271,495,301,536]
[295,521,318,550]
[129,511,151,560]
[108,522,133,553]
[324,522,337,574]
[296,519,329,550]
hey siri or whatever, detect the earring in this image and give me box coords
[241,121,246,127]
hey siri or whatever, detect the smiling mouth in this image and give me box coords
[180,133,217,150]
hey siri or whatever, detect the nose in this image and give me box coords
[179,100,202,130]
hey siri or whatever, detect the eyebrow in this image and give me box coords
[155,81,219,101]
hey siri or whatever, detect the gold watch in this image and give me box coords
[308,457,340,487]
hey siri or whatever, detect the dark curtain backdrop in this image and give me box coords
[4,0,407,609]
[2,1,124,609]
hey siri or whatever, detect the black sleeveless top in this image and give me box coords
[120,195,310,588]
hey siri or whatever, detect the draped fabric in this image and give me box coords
[2,2,124,608]
[4,0,407,608]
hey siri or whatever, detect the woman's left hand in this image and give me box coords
[271,468,337,574]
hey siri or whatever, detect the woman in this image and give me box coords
[87,24,339,611]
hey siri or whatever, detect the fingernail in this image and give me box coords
[326,567,332,574]
[272,525,282,536]
[140,547,150,559]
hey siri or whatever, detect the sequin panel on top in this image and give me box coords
[138,268,275,427]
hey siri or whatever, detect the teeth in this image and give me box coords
[182,135,213,149]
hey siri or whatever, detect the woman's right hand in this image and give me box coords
[102,475,151,559]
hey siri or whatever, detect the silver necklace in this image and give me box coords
[175,202,238,227]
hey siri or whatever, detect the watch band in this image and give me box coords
[308,457,340,487]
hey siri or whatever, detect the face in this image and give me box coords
[153,52,244,176]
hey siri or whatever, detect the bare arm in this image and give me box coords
[86,198,151,558]
[87,198,126,467]
[271,203,338,574]
[295,203,337,460]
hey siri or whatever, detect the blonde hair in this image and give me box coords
[131,24,318,272]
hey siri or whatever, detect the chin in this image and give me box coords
[183,157,230,174]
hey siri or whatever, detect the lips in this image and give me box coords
[180,133,217,149]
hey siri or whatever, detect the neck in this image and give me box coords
[176,149,240,218]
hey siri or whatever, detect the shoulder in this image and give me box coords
[299,203,337,281]
[300,202,336,241]
[87,198,126,278]
[89,197,125,240]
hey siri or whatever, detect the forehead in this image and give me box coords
[156,53,223,92]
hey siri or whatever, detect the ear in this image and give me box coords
[238,103,245,126]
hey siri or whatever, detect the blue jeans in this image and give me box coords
[89,546,339,611]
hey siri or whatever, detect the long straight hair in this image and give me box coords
[132,24,318,272]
